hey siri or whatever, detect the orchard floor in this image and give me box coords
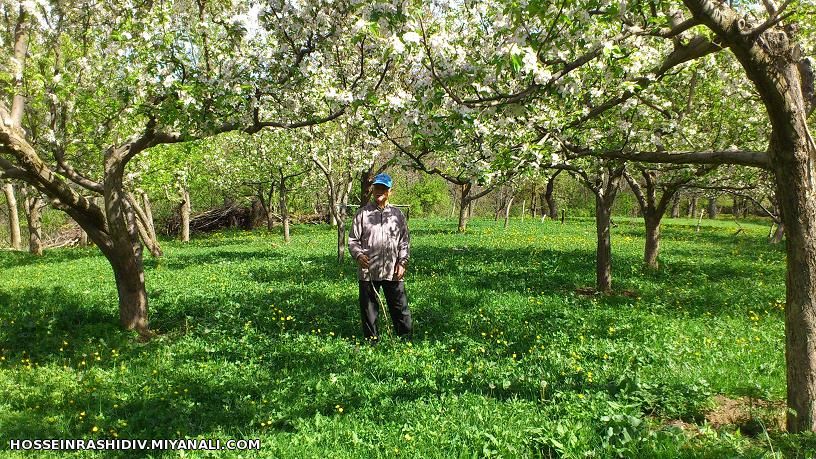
[1,217,814,458]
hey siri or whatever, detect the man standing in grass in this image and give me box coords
[348,173,413,342]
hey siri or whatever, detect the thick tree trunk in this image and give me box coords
[772,135,816,432]
[103,148,150,337]
[24,192,44,256]
[595,195,614,293]
[458,183,471,232]
[110,254,148,334]
[181,186,191,242]
[688,195,698,218]
[3,182,21,250]
[677,0,816,430]
[644,214,661,269]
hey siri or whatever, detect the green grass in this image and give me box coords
[0,217,813,458]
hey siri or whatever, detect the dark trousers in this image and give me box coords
[359,280,412,341]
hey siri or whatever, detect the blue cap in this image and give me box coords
[372,173,392,189]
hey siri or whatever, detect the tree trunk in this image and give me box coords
[181,186,191,242]
[79,227,89,247]
[707,196,718,219]
[771,134,816,431]
[671,194,681,218]
[531,187,537,218]
[520,199,526,223]
[3,182,21,250]
[279,176,290,243]
[141,192,158,243]
[128,193,161,258]
[771,222,786,244]
[458,183,471,232]
[545,171,560,219]
[250,196,265,227]
[266,209,276,231]
[680,0,816,430]
[591,166,623,293]
[360,167,373,205]
[24,191,44,256]
[494,188,503,221]
[688,196,698,218]
[110,253,148,334]
[644,214,661,269]
[337,218,346,263]
[103,148,150,337]
[503,194,515,229]
[595,194,614,293]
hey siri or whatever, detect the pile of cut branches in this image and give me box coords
[43,225,83,249]
[296,213,330,224]
[163,204,252,236]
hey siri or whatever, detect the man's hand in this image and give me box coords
[356,254,370,269]
[394,262,406,280]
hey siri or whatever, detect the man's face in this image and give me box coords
[372,184,390,206]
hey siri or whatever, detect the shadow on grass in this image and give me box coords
[0,235,778,367]
[0,286,126,362]
[0,247,100,269]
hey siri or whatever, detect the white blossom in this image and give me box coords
[402,31,421,44]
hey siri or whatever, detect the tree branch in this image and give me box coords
[586,149,771,169]
[54,147,104,193]
[567,34,720,128]
[623,169,648,210]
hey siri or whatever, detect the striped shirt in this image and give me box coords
[348,203,410,281]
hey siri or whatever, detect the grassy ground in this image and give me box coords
[0,217,813,458]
